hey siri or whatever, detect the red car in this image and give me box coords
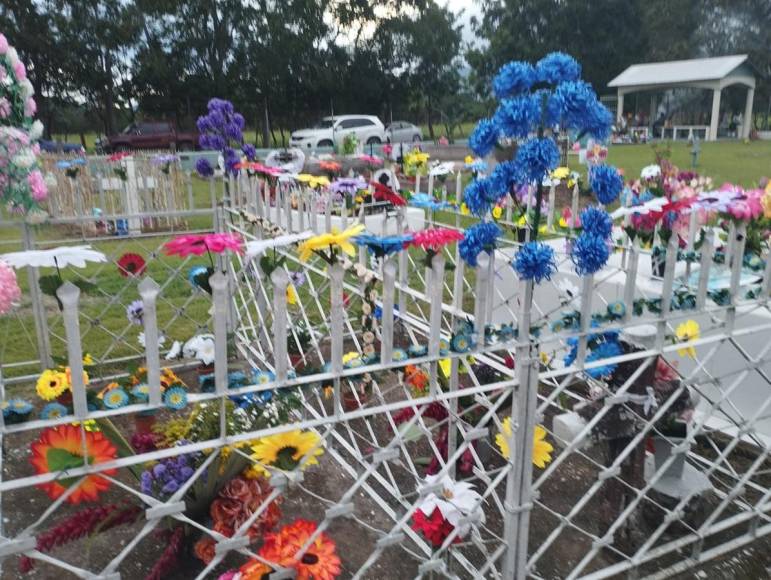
[104,121,198,152]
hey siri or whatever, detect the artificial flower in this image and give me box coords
[297,224,365,262]
[296,174,330,189]
[536,52,581,84]
[36,369,69,401]
[354,234,412,258]
[163,386,188,410]
[195,158,214,177]
[495,417,554,468]
[585,340,623,379]
[512,242,557,284]
[116,253,146,277]
[286,284,298,305]
[245,232,313,259]
[1,246,107,269]
[408,227,464,251]
[183,334,216,365]
[103,388,129,409]
[372,182,406,206]
[492,205,503,219]
[579,206,613,239]
[468,118,499,157]
[165,340,183,360]
[493,60,536,99]
[589,165,623,205]
[429,161,456,176]
[258,519,341,580]
[0,259,21,315]
[126,300,144,325]
[640,164,662,181]
[459,221,501,267]
[494,93,540,138]
[571,233,610,276]
[513,137,560,184]
[30,424,117,503]
[249,430,324,476]
[675,320,700,358]
[163,233,243,257]
[41,402,69,420]
[413,475,485,542]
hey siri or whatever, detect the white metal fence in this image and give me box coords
[0,177,770,578]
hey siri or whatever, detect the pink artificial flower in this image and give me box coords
[0,98,9,119]
[0,34,7,55]
[382,143,393,156]
[0,260,22,315]
[24,97,36,117]
[163,233,243,257]
[13,60,26,81]
[27,170,47,202]
[655,357,679,383]
[408,227,464,251]
[217,571,241,580]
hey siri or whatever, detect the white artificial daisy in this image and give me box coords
[415,474,485,537]
[1,245,107,269]
[165,340,183,360]
[245,231,313,259]
[138,332,166,348]
[640,164,661,181]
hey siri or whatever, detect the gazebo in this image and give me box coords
[609,55,756,141]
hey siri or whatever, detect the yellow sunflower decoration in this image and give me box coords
[296,174,330,189]
[286,284,298,305]
[495,417,554,468]
[550,166,570,181]
[297,224,364,262]
[247,429,325,477]
[36,370,69,401]
[675,320,700,358]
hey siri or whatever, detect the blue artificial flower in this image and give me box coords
[571,233,610,276]
[493,61,536,99]
[163,386,188,410]
[103,387,129,409]
[41,402,69,420]
[459,221,502,267]
[131,384,150,402]
[488,160,521,194]
[9,399,32,415]
[392,348,407,362]
[469,118,500,157]
[254,370,276,385]
[439,338,450,355]
[463,178,499,216]
[409,193,450,211]
[188,265,210,289]
[513,242,557,284]
[536,52,582,85]
[354,234,413,257]
[513,138,559,184]
[580,206,613,239]
[195,158,214,178]
[450,333,472,353]
[493,94,541,139]
[585,340,623,379]
[590,165,623,205]
[546,81,611,139]
[408,344,428,357]
[607,301,626,318]
[242,143,257,161]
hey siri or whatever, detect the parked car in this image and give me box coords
[38,140,86,154]
[289,115,386,150]
[385,121,422,143]
[103,121,198,152]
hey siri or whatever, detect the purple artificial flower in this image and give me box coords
[195,158,214,177]
[127,300,144,325]
[197,98,244,152]
[329,177,367,195]
[242,143,257,161]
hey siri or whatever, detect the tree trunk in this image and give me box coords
[103,51,116,136]
[80,133,87,149]
[427,93,435,140]
[262,97,271,148]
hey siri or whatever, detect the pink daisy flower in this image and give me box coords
[163,233,243,257]
[409,228,464,251]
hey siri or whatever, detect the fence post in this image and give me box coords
[23,223,52,370]
[56,283,88,418]
[138,277,163,406]
[211,272,229,396]
[473,253,490,334]
[124,156,142,234]
[380,259,397,364]
[502,277,537,579]
[427,253,445,396]
[330,263,344,415]
[271,268,289,382]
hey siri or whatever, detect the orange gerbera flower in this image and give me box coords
[30,424,117,504]
[259,519,341,580]
[239,559,274,579]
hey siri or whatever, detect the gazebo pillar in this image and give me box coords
[709,88,722,141]
[616,90,624,124]
[742,87,755,139]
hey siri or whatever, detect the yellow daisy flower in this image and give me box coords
[438,358,451,378]
[297,224,365,262]
[296,174,330,189]
[495,417,554,468]
[551,166,570,180]
[675,320,700,358]
[342,351,360,365]
[82,353,94,366]
[460,203,470,216]
[36,370,69,401]
[249,430,325,476]
[492,206,503,219]
[464,155,474,165]
[286,284,298,305]
[516,215,527,227]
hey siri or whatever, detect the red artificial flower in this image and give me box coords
[108,151,130,162]
[409,228,464,251]
[411,507,459,547]
[371,182,406,206]
[319,160,341,173]
[259,519,341,580]
[30,424,117,504]
[116,253,146,277]
[163,233,243,257]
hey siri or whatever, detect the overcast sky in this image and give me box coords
[444,0,482,46]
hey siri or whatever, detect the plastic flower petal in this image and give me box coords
[41,402,69,420]
[468,118,499,157]
[103,387,129,409]
[163,386,188,410]
[249,430,324,476]
[116,253,146,277]
[30,424,117,503]
[0,259,21,315]
[589,165,623,205]
[459,221,501,267]
[297,224,365,262]
[579,206,613,239]
[513,242,557,284]
[408,228,464,251]
[493,60,536,99]
[1,245,107,269]
[571,233,610,276]
[164,233,243,257]
[675,320,700,358]
[36,369,69,401]
[532,425,554,468]
[258,519,341,580]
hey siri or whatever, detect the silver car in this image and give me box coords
[385,121,422,143]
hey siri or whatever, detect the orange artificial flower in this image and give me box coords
[30,424,117,503]
[259,519,341,580]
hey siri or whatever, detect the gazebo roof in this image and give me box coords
[608,55,751,88]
